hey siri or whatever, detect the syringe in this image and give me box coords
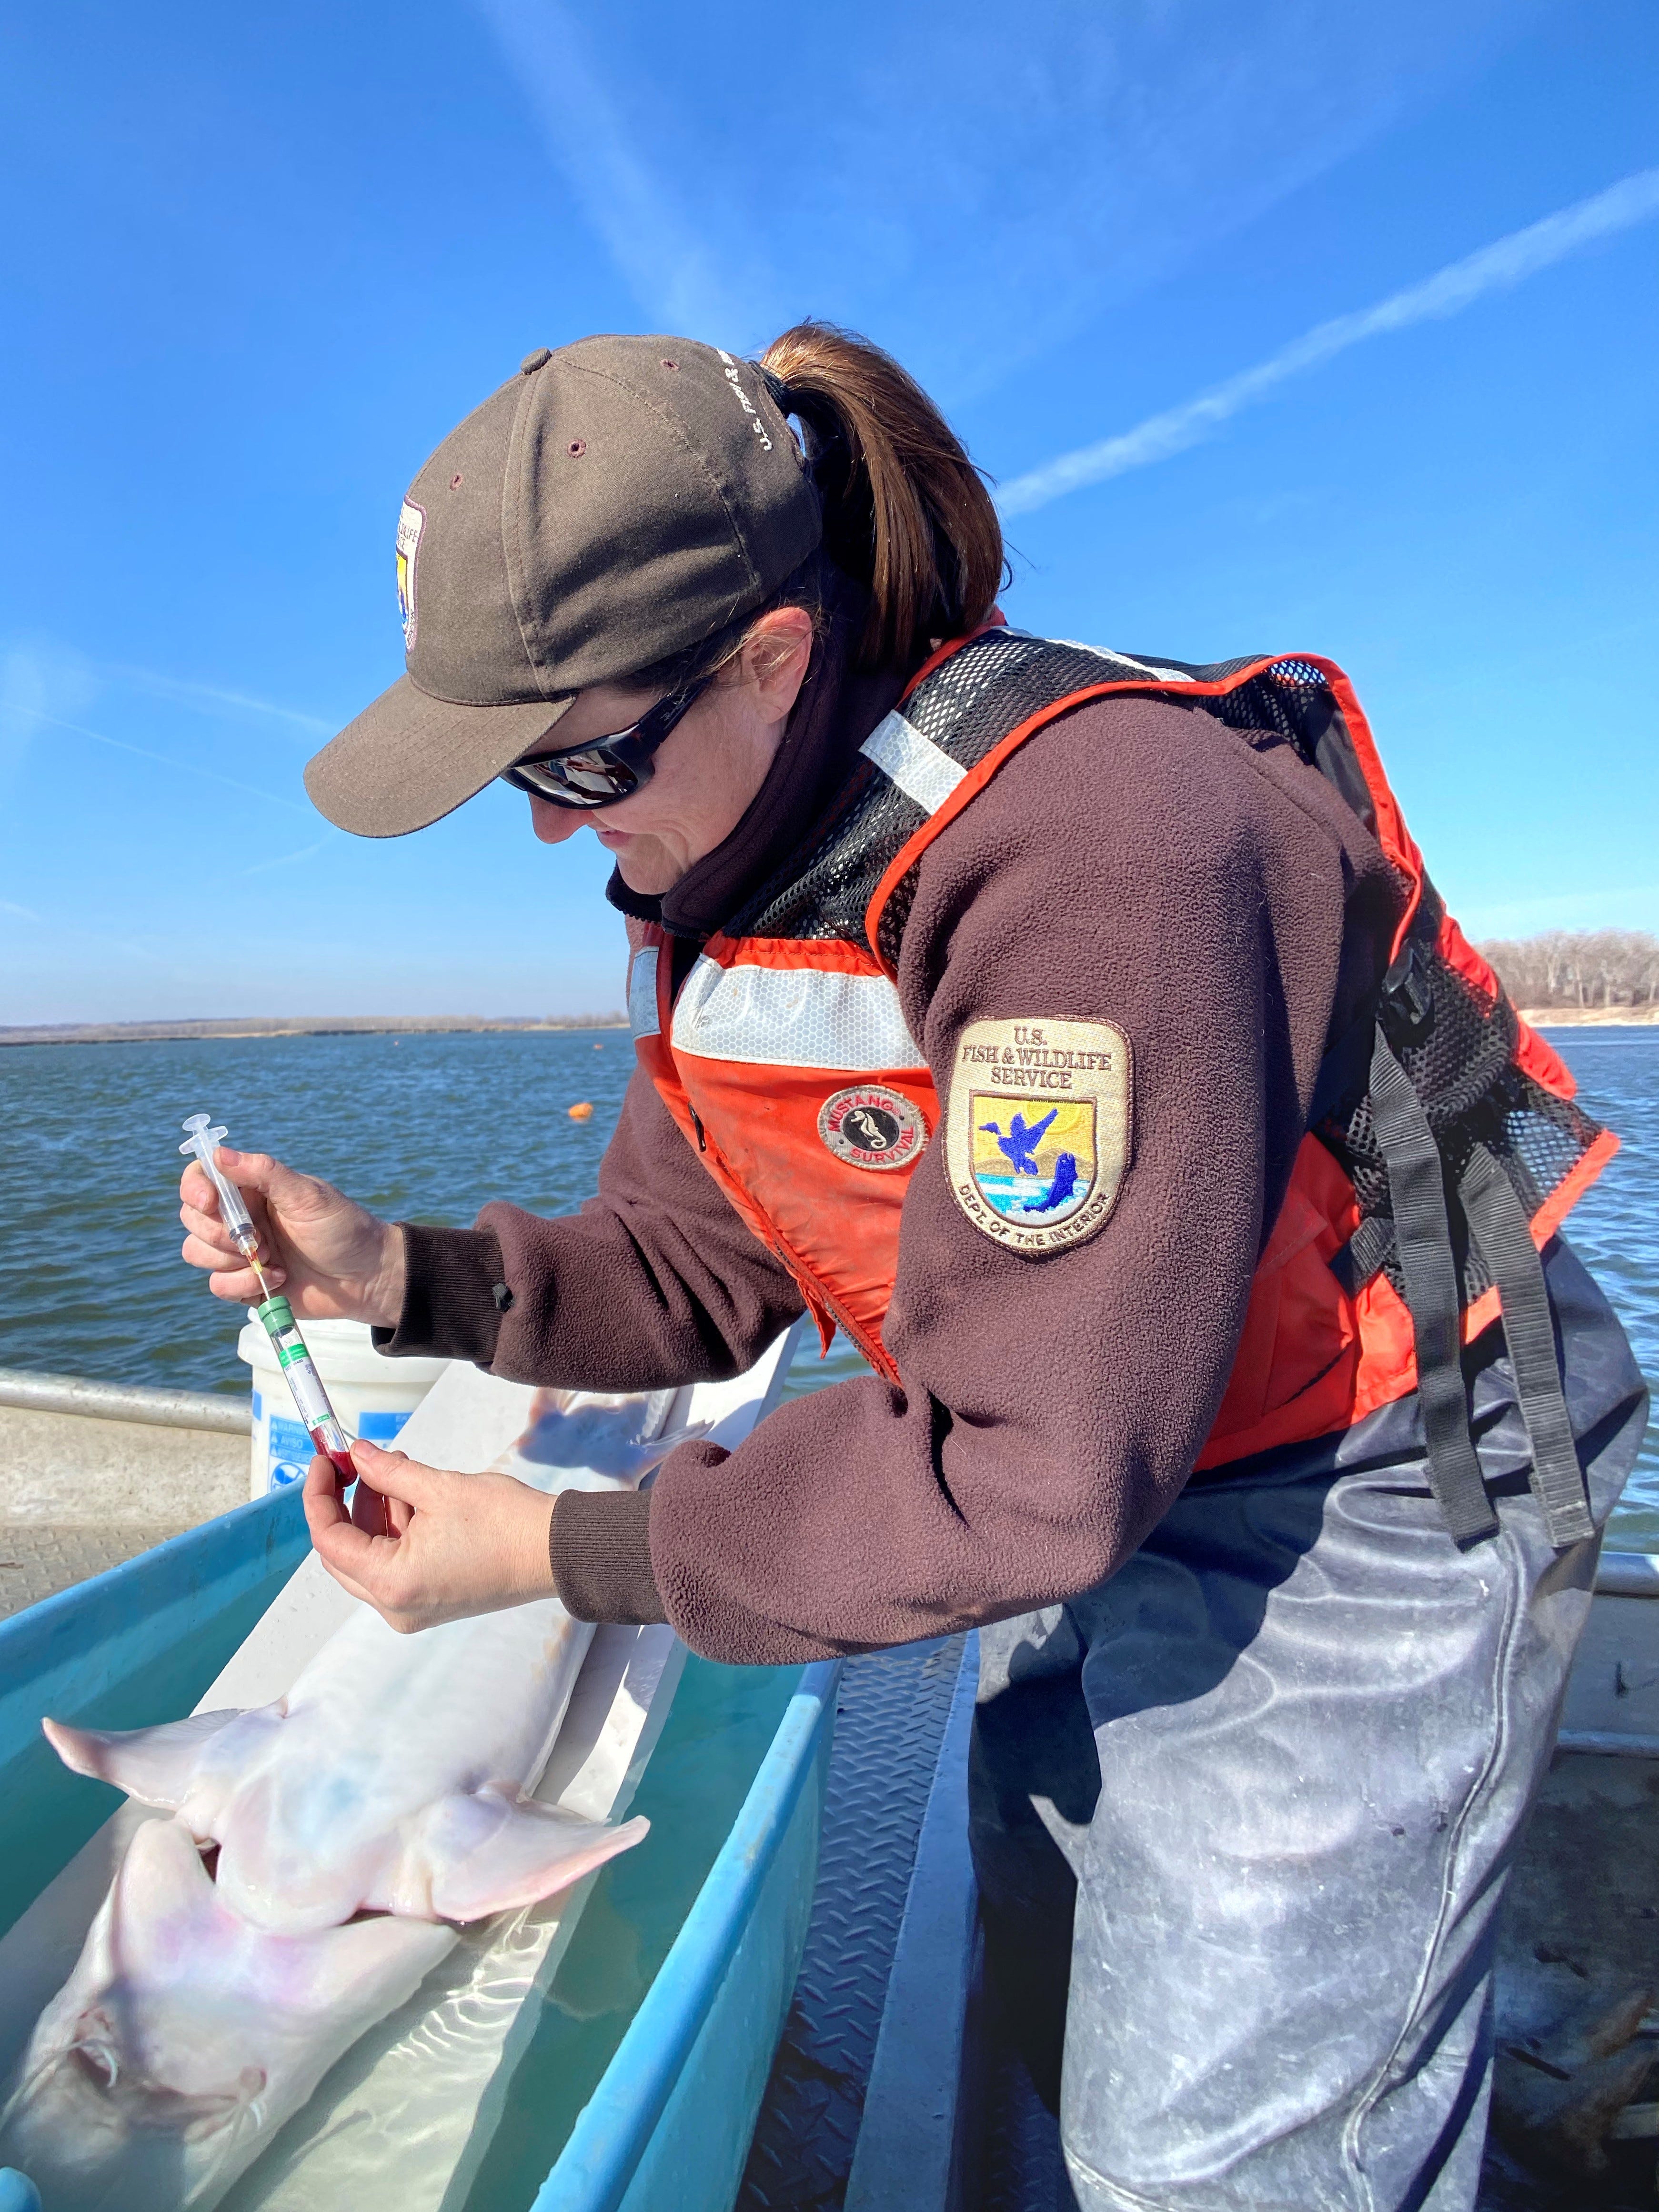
[179,1115,263,1272]
[180,1113,362,1503]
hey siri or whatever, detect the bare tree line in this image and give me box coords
[1478,930,1659,1010]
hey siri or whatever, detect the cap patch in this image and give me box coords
[818,1084,926,1172]
[945,1018,1130,1253]
[395,499,425,651]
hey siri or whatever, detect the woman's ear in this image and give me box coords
[739,606,815,721]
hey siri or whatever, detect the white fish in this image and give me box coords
[38,1390,693,1930]
[0,1391,693,2207]
[39,1601,647,1931]
[0,1817,453,2211]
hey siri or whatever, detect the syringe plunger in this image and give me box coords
[180,1112,258,1253]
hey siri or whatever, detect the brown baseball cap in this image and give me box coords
[304,336,820,837]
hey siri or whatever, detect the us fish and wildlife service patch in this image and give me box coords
[945,1018,1131,1253]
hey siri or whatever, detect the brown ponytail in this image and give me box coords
[761,322,1005,672]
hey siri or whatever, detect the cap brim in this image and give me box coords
[304,675,575,837]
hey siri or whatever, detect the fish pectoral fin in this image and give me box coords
[404,1786,650,1922]
[41,1709,244,1810]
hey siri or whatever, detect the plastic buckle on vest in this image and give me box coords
[1379,938,1434,1048]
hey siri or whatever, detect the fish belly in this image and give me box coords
[209,1602,597,1931]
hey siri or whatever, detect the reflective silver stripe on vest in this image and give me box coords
[1106,652,1195,683]
[861,710,967,815]
[671,956,925,1071]
[1050,641,1195,684]
[628,946,660,1041]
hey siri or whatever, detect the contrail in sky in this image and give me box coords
[998,168,1659,517]
[103,665,332,734]
[14,704,313,814]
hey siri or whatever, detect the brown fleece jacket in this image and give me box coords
[380,681,1402,1663]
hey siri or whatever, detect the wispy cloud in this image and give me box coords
[470,0,764,338]
[999,168,1659,517]
[240,832,337,877]
[0,642,97,809]
[102,664,332,735]
[470,0,1546,398]
[0,892,176,976]
[10,702,314,815]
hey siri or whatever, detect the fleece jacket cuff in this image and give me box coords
[372,1222,507,1366]
[550,1489,668,1624]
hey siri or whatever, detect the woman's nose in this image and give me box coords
[529,795,585,845]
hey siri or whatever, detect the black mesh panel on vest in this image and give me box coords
[868,635,1377,966]
[724,755,924,946]
[731,632,1238,950]
[1317,884,1604,1304]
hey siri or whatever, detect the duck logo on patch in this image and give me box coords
[946,1018,1131,1252]
[818,1084,926,1172]
[396,499,425,652]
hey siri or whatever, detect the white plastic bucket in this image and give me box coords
[237,1316,450,1498]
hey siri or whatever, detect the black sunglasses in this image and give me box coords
[499,678,712,810]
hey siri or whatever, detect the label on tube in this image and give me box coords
[256,1297,348,1453]
[280,1352,333,1432]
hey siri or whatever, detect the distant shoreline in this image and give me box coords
[0,1015,628,1048]
[2,1005,1650,1049]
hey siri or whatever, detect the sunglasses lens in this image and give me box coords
[548,748,638,802]
[503,676,707,809]
[508,751,638,807]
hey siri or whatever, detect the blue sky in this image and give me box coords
[2,0,1655,1023]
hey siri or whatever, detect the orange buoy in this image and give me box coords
[568,1101,594,1121]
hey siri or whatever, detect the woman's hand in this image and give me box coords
[179,1146,406,1325]
[303,1441,558,1631]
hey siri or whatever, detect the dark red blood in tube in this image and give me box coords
[312,1431,393,1538]
[311,1431,357,1489]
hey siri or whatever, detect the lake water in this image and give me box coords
[0,1024,1653,1538]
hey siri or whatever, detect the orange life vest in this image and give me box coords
[629,629,1617,1546]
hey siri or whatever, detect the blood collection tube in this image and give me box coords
[252,1294,359,1492]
